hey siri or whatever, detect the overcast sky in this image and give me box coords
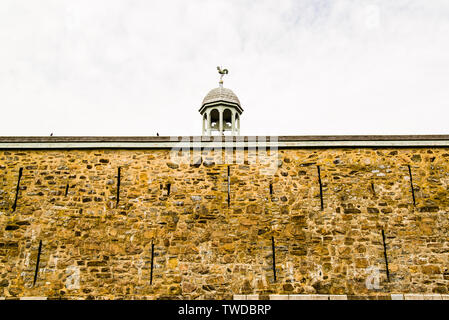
[1,0,448,136]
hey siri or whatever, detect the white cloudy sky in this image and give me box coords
[1,0,448,136]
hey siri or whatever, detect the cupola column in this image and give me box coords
[231,110,236,135]
[202,114,205,135]
[219,109,223,134]
[207,109,212,136]
[237,116,240,135]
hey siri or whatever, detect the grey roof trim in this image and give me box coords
[0,135,449,149]
[198,101,244,114]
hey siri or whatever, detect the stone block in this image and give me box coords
[404,294,424,300]
[269,295,288,300]
[289,295,329,300]
[329,295,347,300]
[423,294,442,300]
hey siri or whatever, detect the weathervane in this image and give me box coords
[217,66,228,87]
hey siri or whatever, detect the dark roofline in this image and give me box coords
[1,135,449,143]
[1,135,449,149]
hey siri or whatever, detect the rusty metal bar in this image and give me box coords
[33,240,42,286]
[150,240,154,285]
[407,165,416,206]
[381,229,390,282]
[271,236,276,282]
[12,167,23,212]
[317,165,324,210]
[116,167,121,207]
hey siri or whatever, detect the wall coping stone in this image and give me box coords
[1,135,449,149]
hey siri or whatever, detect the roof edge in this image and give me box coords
[1,135,449,142]
[0,135,449,149]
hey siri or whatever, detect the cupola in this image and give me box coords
[199,67,243,136]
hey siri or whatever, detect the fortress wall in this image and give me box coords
[0,147,449,299]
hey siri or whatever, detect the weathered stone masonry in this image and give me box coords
[1,138,449,299]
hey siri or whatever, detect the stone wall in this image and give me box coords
[0,147,449,299]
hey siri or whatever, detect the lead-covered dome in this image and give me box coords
[201,87,241,108]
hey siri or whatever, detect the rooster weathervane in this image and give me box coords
[217,66,228,86]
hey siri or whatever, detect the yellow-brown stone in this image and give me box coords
[0,147,449,299]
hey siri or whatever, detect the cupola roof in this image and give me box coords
[201,86,241,107]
